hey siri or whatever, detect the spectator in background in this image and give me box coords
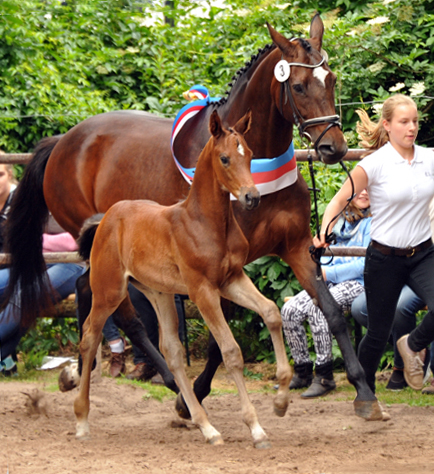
[281,189,371,398]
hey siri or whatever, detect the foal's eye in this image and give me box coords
[293,83,305,94]
[220,155,230,166]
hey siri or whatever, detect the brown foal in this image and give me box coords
[74,110,291,448]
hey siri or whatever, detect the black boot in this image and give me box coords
[289,361,314,390]
[301,361,336,398]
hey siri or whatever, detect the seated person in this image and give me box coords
[281,189,371,398]
[0,215,84,375]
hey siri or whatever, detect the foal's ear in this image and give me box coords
[266,22,291,54]
[309,13,324,51]
[233,110,252,136]
[209,110,223,138]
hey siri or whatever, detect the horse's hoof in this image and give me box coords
[353,399,391,421]
[175,393,192,420]
[254,439,272,449]
[273,394,289,417]
[208,435,224,446]
[59,363,80,392]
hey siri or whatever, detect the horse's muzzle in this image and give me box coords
[240,187,261,210]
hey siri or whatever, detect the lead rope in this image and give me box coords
[308,158,356,264]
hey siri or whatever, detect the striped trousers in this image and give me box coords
[281,280,364,366]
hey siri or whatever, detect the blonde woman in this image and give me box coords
[314,94,434,393]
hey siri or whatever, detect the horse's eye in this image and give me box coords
[220,155,230,166]
[293,83,305,94]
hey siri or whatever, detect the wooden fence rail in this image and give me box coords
[0,148,375,263]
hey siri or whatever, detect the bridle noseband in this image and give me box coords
[275,54,354,264]
[277,56,342,155]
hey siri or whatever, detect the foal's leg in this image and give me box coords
[221,275,291,418]
[145,290,224,446]
[74,302,116,439]
[284,244,384,421]
[175,300,235,419]
[192,286,271,449]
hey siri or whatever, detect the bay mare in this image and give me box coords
[4,15,385,421]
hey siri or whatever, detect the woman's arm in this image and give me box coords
[314,166,369,248]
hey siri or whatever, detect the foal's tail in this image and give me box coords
[77,214,105,261]
[3,136,61,327]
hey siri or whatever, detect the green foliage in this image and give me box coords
[2,0,433,363]
[17,317,79,369]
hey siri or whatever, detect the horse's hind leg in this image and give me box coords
[74,302,113,440]
[112,291,179,394]
[285,246,385,421]
[146,290,224,446]
[222,275,291,420]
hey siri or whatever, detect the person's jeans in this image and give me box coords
[0,263,84,360]
[0,267,10,303]
[352,285,426,369]
[358,243,434,393]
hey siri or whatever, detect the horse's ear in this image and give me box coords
[233,110,252,136]
[209,110,223,138]
[309,13,324,51]
[266,22,291,54]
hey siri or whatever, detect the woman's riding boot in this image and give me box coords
[301,361,336,398]
[289,361,314,389]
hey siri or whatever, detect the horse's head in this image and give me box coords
[209,110,260,211]
[267,14,348,164]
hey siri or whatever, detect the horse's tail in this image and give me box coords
[77,214,105,261]
[3,136,61,327]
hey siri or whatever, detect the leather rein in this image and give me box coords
[277,56,355,264]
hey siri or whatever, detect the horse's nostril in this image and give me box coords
[318,144,335,156]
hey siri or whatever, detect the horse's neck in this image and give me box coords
[178,53,293,164]
[185,143,234,234]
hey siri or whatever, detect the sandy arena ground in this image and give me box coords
[1,361,434,474]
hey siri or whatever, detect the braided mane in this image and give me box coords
[214,43,276,107]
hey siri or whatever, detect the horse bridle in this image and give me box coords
[277,56,342,155]
[276,55,355,264]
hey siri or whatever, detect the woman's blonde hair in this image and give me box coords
[356,94,418,150]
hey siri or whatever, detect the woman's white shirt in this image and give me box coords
[357,142,434,248]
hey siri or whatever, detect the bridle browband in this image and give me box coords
[278,56,342,155]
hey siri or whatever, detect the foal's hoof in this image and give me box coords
[208,435,224,446]
[273,393,289,417]
[353,399,391,421]
[59,363,80,392]
[175,393,192,420]
[254,439,272,450]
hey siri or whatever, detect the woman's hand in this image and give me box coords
[313,233,328,248]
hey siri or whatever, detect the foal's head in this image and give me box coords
[209,110,260,211]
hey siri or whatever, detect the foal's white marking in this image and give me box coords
[313,66,329,87]
[237,143,245,156]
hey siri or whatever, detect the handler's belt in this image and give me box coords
[371,238,433,257]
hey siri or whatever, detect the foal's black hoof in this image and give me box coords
[175,393,192,420]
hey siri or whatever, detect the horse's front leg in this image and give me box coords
[222,275,291,419]
[146,291,224,446]
[193,286,271,449]
[286,246,386,421]
[176,299,235,419]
